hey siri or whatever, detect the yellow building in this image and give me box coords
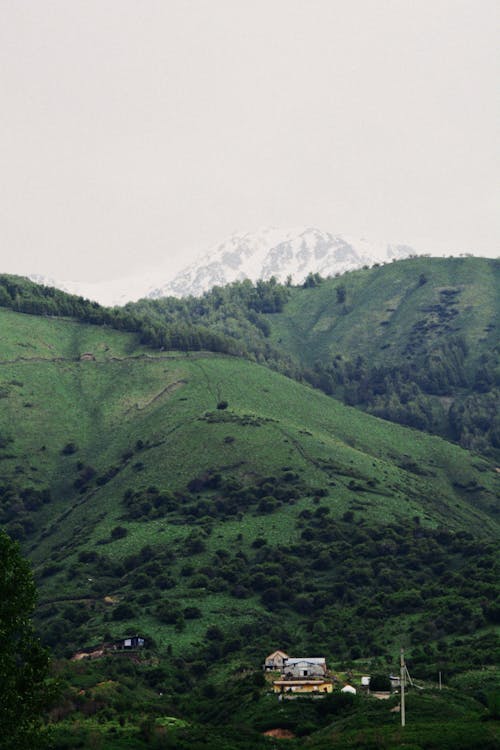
[273,679,333,695]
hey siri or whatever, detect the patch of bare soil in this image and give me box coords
[262,728,296,739]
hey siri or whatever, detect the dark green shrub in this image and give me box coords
[183,606,202,619]
[111,603,136,621]
[61,442,77,455]
[110,526,128,539]
[370,673,392,691]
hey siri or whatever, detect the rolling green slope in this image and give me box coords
[267,257,500,454]
[270,257,499,368]
[1,260,498,456]
[0,307,497,543]
[1,270,499,748]
[0,306,498,665]
[119,256,499,455]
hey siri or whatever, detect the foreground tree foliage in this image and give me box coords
[0,530,50,749]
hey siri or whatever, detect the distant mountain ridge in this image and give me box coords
[27,226,420,305]
[149,226,417,299]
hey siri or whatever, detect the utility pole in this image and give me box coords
[400,647,406,728]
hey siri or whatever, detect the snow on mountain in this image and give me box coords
[148,227,418,300]
[25,227,421,305]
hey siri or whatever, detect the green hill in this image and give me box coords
[271,257,498,370]
[266,257,500,455]
[2,258,499,456]
[0,274,498,748]
[121,256,500,456]
[0,306,498,654]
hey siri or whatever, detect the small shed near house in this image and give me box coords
[283,657,327,678]
[114,635,145,650]
[341,684,357,694]
[264,650,289,671]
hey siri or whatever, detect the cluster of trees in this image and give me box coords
[121,469,309,525]
[0,483,52,540]
[128,277,295,367]
[0,274,244,357]
[8,523,491,750]
[305,346,498,454]
[36,491,499,675]
[0,274,291,362]
[0,531,50,749]
[449,383,500,453]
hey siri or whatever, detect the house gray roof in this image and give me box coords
[284,657,326,665]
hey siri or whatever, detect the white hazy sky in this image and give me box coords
[0,0,498,282]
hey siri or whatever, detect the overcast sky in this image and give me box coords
[1,0,498,282]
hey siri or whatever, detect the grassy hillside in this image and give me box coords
[2,260,499,457]
[0,310,498,653]
[271,257,499,368]
[0,305,498,747]
[123,256,500,455]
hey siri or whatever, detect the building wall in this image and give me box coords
[284,661,326,678]
[273,682,333,694]
[264,651,288,670]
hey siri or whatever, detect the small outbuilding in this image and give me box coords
[341,684,357,694]
[114,635,145,650]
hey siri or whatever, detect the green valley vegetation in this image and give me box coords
[0,260,498,748]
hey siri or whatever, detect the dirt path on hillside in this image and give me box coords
[124,379,187,413]
[0,351,216,365]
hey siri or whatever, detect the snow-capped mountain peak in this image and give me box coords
[148,226,417,299]
[24,226,421,305]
